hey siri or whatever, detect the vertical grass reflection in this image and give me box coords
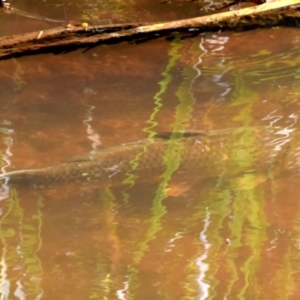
[125,36,200,296]
[133,35,196,264]
[191,174,270,298]
[132,140,184,265]
[89,187,119,299]
[143,35,183,138]
[234,177,268,299]
[20,193,44,299]
[0,188,21,299]
[230,71,258,126]
[196,67,270,297]
[120,36,183,204]
[126,38,185,296]
[0,189,43,299]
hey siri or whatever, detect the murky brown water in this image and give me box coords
[1,0,300,299]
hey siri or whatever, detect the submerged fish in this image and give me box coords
[0,127,297,189]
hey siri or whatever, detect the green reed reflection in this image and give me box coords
[120,36,183,207]
[226,74,267,298]
[133,36,197,265]
[89,187,118,299]
[194,68,270,298]
[143,36,183,139]
[132,140,184,265]
[230,71,258,126]
[21,193,44,298]
[0,189,43,299]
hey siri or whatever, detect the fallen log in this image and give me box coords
[0,0,300,59]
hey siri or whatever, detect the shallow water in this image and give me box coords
[0,0,300,299]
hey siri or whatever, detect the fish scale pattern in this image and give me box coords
[0,127,296,189]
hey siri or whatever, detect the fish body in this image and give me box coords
[0,127,296,189]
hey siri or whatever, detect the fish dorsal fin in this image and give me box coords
[154,131,207,140]
[66,153,94,163]
[66,132,207,163]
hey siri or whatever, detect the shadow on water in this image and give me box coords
[1,0,300,299]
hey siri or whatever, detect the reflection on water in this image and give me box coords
[1,16,300,299]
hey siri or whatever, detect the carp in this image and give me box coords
[0,127,295,189]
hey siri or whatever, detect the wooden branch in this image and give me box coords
[0,0,300,59]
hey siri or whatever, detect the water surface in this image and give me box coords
[0,1,300,299]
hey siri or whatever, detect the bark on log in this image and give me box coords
[0,0,300,59]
